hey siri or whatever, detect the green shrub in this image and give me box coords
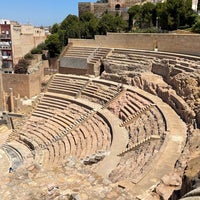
[31,48,42,54]
[24,53,34,60]
[192,19,200,33]
[31,42,47,54]
[14,58,30,74]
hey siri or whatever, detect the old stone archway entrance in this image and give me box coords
[115,4,121,10]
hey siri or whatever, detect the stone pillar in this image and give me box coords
[0,71,3,111]
[2,91,7,111]
[9,88,14,112]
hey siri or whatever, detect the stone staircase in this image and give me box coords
[118,135,160,157]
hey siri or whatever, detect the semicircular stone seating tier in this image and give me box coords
[4,73,186,195]
[107,88,167,183]
[9,93,113,168]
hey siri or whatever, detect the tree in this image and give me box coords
[140,2,156,28]
[192,18,200,33]
[60,15,81,38]
[80,12,99,38]
[31,42,47,54]
[24,53,34,60]
[156,2,168,30]
[128,5,141,30]
[50,23,59,34]
[97,13,127,34]
[14,58,30,74]
[98,14,116,34]
[57,29,68,47]
[165,0,197,30]
[45,33,62,57]
[181,0,197,27]
[114,15,128,32]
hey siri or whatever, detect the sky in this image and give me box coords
[0,0,96,27]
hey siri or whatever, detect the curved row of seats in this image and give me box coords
[105,48,200,73]
[45,76,166,172]
[109,138,162,183]
[14,93,112,168]
[48,74,89,97]
[107,88,166,181]
[7,74,168,178]
[48,74,122,105]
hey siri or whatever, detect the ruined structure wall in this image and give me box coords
[94,3,109,17]
[78,3,94,16]
[2,73,29,98]
[79,2,110,17]
[2,65,44,98]
[0,72,3,110]
[29,64,44,97]
[69,33,200,56]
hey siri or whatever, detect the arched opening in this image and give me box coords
[115,4,121,10]
[99,63,105,76]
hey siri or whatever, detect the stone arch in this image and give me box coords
[115,4,121,10]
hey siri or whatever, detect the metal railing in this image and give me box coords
[0,34,11,39]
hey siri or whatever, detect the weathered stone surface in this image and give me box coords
[156,184,176,200]
[161,173,182,187]
[0,160,133,200]
[102,55,199,126]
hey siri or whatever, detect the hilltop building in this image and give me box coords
[0,19,46,73]
[79,0,163,19]
[79,0,199,19]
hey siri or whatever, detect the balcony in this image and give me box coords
[0,34,11,39]
[0,46,11,50]
[2,55,12,60]
[2,59,13,68]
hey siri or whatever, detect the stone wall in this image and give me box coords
[0,72,3,110]
[79,0,143,18]
[94,3,109,18]
[69,33,200,56]
[60,57,87,69]
[78,3,94,17]
[2,64,44,98]
[59,67,87,75]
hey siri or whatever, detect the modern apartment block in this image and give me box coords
[0,19,12,71]
[0,19,46,73]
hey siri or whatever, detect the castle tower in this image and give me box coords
[108,0,140,11]
[108,0,126,11]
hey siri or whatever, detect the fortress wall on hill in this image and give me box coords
[69,33,200,56]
